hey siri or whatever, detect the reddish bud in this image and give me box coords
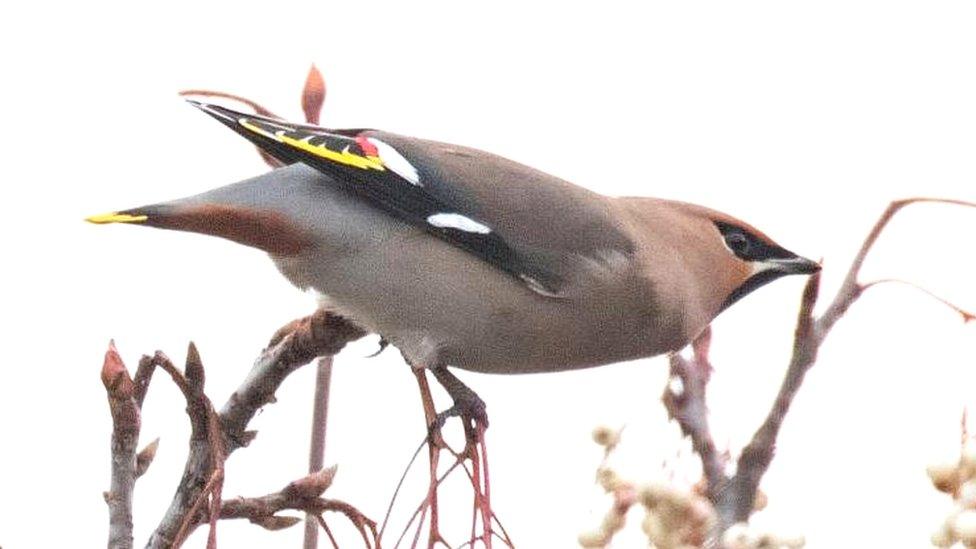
[302,64,326,124]
[101,340,134,397]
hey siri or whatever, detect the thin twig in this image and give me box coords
[132,355,156,408]
[177,90,280,118]
[394,460,465,549]
[818,198,976,335]
[380,439,428,541]
[316,515,341,549]
[860,278,976,323]
[663,327,726,502]
[305,357,335,549]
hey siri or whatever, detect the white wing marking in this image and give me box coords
[426,213,492,234]
[367,137,422,186]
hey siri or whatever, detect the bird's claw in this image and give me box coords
[427,394,489,443]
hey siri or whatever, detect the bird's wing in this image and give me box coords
[190,101,634,296]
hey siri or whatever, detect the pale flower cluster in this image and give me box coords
[579,426,804,549]
[929,437,976,547]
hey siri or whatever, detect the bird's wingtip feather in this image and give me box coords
[85,212,148,225]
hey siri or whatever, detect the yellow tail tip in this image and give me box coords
[85,212,148,224]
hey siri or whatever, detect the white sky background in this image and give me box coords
[2,1,976,547]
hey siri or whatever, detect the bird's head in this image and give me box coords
[707,214,820,311]
[625,198,819,334]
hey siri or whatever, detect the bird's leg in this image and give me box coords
[429,366,489,435]
[428,366,494,549]
[404,361,499,548]
[410,367,449,548]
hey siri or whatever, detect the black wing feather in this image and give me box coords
[189,101,563,294]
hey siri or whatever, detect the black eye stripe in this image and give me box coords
[714,221,792,262]
[724,231,750,253]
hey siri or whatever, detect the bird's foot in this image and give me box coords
[429,366,489,444]
[429,399,488,435]
[427,366,498,549]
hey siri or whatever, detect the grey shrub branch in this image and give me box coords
[145,309,366,548]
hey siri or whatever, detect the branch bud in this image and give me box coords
[101,340,134,397]
[253,515,303,531]
[283,465,338,499]
[136,437,160,478]
[302,64,326,124]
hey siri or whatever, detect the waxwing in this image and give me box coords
[89,102,819,384]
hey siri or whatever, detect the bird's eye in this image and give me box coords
[725,232,751,255]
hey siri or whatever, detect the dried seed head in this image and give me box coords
[592,426,621,449]
[961,482,976,508]
[638,482,670,509]
[962,442,976,479]
[577,529,608,548]
[596,467,625,493]
[722,522,755,549]
[641,512,666,545]
[780,534,807,548]
[753,489,769,512]
[928,461,962,494]
[931,524,955,548]
[953,509,976,543]
[600,507,626,535]
[687,497,716,529]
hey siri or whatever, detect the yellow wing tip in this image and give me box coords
[85,212,148,224]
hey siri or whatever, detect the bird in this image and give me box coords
[88,101,819,421]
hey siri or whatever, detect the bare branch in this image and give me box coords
[149,344,227,549]
[662,327,726,502]
[711,197,976,528]
[212,469,377,548]
[716,271,821,526]
[145,311,365,548]
[102,341,141,549]
[222,310,366,450]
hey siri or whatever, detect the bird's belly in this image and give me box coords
[273,207,681,374]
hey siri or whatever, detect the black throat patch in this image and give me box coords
[720,268,788,312]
